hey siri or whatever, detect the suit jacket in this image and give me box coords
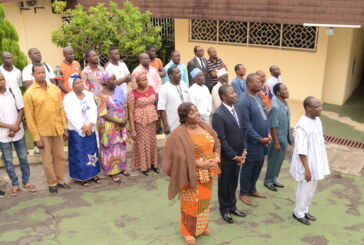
[211,104,248,163]
[231,77,246,99]
[187,57,209,86]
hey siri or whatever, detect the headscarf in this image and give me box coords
[132,70,148,88]
[100,71,112,85]
[101,71,124,108]
[68,73,81,89]
[190,68,202,79]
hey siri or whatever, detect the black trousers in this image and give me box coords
[218,159,241,215]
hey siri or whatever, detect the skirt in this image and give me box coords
[68,130,100,181]
[99,142,126,175]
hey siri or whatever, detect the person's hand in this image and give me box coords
[8,130,16,138]
[131,130,137,140]
[35,140,45,149]
[164,125,170,135]
[234,156,244,165]
[63,130,69,141]
[274,142,281,151]
[210,71,217,77]
[204,159,217,169]
[305,168,312,182]
[9,124,20,132]
[240,151,247,164]
[259,137,270,145]
[125,74,132,83]
[118,120,127,128]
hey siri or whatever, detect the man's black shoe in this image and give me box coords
[264,183,277,191]
[230,210,247,217]
[49,186,57,193]
[273,182,285,188]
[292,213,310,225]
[222,213,234,224]
[57,183,71,189]
[305,213,316,221]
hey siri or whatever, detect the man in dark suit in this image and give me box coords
[187,46,208,87]
[211,84,248,224]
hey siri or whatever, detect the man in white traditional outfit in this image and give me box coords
[290,96,330,225]
[211,68,229,113]
[188,68,212,123]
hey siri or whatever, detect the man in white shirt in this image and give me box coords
[0,72,36,196]
[188,68,211,123]
[22,48,56,88]
[158,66,189,135]
[212,68,229,113]
[266,65,282,99]
[0,52,22,89]
[104,46,131,99]
[290,96,330,225]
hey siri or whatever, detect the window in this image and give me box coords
[190,20,318,51]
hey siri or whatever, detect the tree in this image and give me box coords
[51,0,162,63]
[0,5,28,70]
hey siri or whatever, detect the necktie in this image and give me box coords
[231,108,240,127]
[199,58,204,69]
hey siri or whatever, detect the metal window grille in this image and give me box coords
[190,20,318,51]
[151,17,174,44]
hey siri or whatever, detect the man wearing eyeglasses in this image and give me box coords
[290,96,330,225]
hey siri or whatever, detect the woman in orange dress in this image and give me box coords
[128,70,160,175]
[162,102,221,245]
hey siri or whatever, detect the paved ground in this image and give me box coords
[1,145,364,245]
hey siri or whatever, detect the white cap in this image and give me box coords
[217,68,228,78]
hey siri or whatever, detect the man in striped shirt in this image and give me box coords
[207,47,227,92]
[0,72,36,196]
[290,96,330,225]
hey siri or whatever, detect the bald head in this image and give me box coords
[1,52,13,67]
[63,47,75,63]
[269,65,281,77]
[139,53,151,67]
[28,48,42,63]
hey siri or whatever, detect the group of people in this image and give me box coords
[0,45,330,245]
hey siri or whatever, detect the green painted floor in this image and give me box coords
[1,163,363,245]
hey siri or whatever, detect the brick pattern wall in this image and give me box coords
[76,0,364,28]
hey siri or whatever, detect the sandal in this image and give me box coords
[92,176,101,183]
[23,183,37,192]
[111,175,122,182]
[81,181,90,187]
[151,166,160,173]
[120,170,130,176]
[141,170,149,176]
[10,186,20,196]
[183,235,195,245]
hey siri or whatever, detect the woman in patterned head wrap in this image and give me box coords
[96,71,130,182]
[63,73,101,187]
[127,70,160,176]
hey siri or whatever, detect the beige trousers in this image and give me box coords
[39,136,66,187]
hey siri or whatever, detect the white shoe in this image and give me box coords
[33,146,40,154]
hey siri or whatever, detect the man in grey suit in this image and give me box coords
[187,46,208,87]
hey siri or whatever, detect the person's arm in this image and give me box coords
[158,66,166,78]
[57,77,70,94]
[299,154,311,182]
[127,92,136,140]
[159,110,170,134]
[24,92,43,149]
[116,74,131,86]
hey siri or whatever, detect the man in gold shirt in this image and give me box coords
[24,63,70,193]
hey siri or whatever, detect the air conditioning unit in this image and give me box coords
[21,0,45,9]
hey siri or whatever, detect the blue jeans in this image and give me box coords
[0,136,30,186]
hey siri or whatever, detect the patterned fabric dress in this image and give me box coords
[258,84,271,111]
[128,86,160,171]
[81,65,105,96]
[97,89,128,175]
[180,130,221,237]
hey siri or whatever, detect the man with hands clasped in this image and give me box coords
[212,84,248,224]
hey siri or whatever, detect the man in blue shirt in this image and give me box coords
[236,73,271,206]
[231,64,247,98]
[163,51,188,86]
